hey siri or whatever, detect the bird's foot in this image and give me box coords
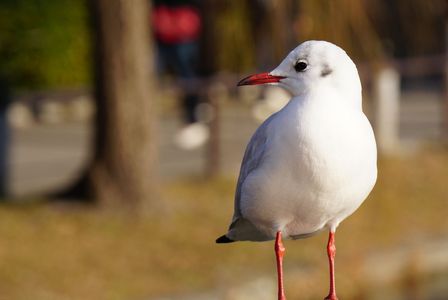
[324,293,338,300]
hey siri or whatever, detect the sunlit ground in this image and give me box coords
[0,147,447,300]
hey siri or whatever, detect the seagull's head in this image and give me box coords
[238,40,362,105]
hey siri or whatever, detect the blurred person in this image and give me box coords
[152,0,209,150]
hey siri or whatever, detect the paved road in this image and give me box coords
[9,91,444,197]
[9,103,260,196]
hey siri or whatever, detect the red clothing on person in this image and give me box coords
[152,5,201,44]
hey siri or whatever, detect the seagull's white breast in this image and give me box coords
[239,88,377,239]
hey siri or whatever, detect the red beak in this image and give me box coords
[237,72,286,86]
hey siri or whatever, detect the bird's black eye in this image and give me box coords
[294,61,308,72]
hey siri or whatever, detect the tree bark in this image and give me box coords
[87,0,157,209]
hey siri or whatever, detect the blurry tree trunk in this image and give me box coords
[270,0,295,62]
[444,13,448,140]
[86,0,157,208]
[198,0,218,76]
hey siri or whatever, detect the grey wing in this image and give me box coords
[230,113,277,224]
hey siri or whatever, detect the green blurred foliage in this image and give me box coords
[210,0,446,72]
[214,1,256,73]
[0,0,90,90]
[367,0,446,57]
[298,0,384,61]
[0,0,445,89]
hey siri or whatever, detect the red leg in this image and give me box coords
[275,231,286,300]
[324,231,338,300]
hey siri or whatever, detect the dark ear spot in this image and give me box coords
[321,64,332,77]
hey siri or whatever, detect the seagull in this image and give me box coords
[216,40,377,300]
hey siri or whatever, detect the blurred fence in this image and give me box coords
[7,54,448,189]
[366,54,447,153]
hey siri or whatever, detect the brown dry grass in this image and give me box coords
[0,147,447,299]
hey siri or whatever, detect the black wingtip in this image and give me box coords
[216,235,234,243]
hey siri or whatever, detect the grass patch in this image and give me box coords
[0,148,447,299]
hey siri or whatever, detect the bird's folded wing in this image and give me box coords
[231,113,277,223]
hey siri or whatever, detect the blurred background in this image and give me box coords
[0,0,447,299]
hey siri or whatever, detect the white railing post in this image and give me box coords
[374,66,401,153]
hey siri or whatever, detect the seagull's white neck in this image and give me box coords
[308,77,362,111]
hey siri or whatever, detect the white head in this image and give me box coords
[238,41,362,109]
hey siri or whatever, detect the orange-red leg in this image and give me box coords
[275,231,286,300]
[324,231,338,300]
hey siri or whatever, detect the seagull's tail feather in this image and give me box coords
[216,235,234,243]
[221,217,272,242]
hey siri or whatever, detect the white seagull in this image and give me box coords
[216,41,377,300]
